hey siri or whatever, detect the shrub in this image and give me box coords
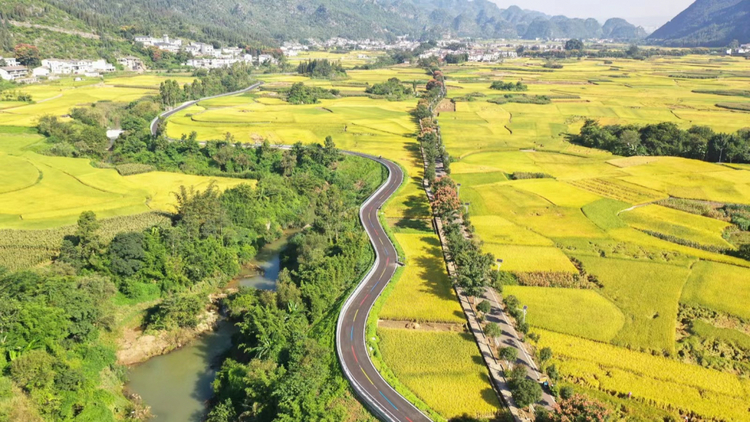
[115,163,155,176]
[490,81,528,92]
[510,172,551,180]
[145,293,207,331]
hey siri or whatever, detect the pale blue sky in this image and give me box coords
[490,0,694,28]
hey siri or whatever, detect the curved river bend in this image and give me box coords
[126,233,292,421]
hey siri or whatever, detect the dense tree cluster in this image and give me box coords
[0,268,119,421]
[38,97,161,158]
[285,82,336,105]
[570,120,750,163]
[365,77,413,100]
[296,59,347,79]
[159,63,255,107]
[490,81,528,92]
[565,39,584,51]
[444,52,468,64]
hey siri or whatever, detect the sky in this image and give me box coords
[489,0,695,29]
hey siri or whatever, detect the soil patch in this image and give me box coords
[378,319,466,332]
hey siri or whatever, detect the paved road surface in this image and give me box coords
[484,289,556,409]
[152,92,432,420]
[336,153,432,422]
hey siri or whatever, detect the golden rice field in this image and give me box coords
[377,328,501,420]
[378,232,464,323]
[681,261,750,320]
[439,55,750,419]
[0,130,250,229]
[537,329,750,422]
[0,74,257,229]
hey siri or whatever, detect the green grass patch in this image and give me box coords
[681,261,750,320]
[582,198,631,230]
[576,256,691,354]
[504,286,625,342]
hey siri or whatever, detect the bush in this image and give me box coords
[559,385,575,400]
[115,163,155,176]
[145,293,207,331]
[510,172,551,180]
[490,81,528,91]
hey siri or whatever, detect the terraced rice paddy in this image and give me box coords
[0,75,253,230]
[439,56,750,420]
[0,128,249,229]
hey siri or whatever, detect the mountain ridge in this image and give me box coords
[1,0,646,51]
[648,0,750,46]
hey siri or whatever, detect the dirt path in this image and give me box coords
[378,319,465,332]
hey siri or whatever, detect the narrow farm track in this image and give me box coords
[154,85,432,422]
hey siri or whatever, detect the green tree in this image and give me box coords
[484,322,502,347]
[14,44,41,67]
[511,377,543,408]
[565,39,584,51]
[499,346,518,366]
[476,300,491,315]
[9,349,55,392]
[109,232,145,278]
[539,347,553,364]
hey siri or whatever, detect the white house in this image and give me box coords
[257,54,277,65]
[0,57,18,67]
[32,67,50,77]
[117,56,145,72]
[136,34,183,52]
[40,59,115,75]
[0,66,29,81]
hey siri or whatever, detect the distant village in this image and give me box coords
[2,32,747,84]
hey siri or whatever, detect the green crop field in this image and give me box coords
[504,286,625,342]
[439,55,750,419]
[377,328,501,419]
[681,261,750,320]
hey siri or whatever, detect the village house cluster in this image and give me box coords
[135,34,279,69]
[0,56,120,83]
[726,43,750,56]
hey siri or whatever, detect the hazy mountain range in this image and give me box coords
[649,0,750,46]
[17,0,647,44]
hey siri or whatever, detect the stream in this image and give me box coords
[126,231,295,421]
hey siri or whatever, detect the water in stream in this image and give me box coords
[126,232,294,421]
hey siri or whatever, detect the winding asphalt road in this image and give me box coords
[152,85,432,421]
[335,154,431,422]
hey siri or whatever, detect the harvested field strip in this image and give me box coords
[568,178,667,204]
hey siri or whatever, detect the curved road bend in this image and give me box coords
[336,153,431,422]
[149,81,263,136]
[152,87,431,421]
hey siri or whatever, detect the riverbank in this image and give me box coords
[117,292,227,366]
